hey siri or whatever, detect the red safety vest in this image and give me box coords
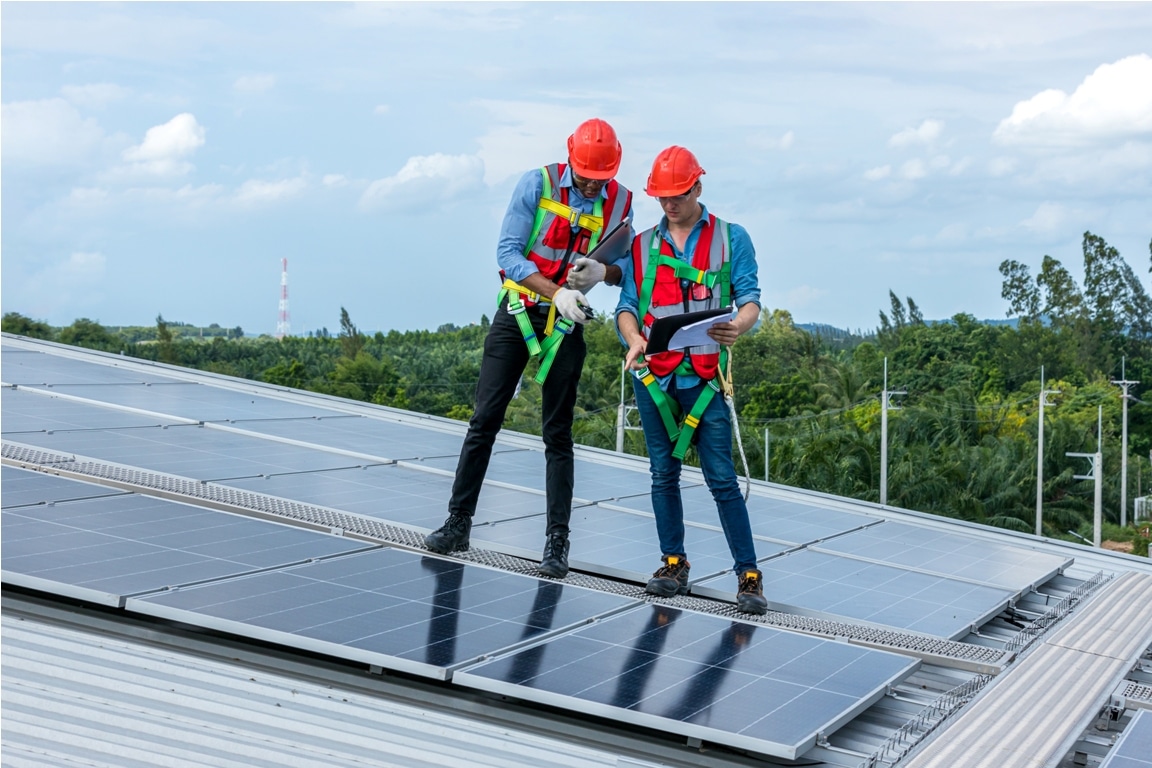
[631,214,732,379]
[503,163,632,305]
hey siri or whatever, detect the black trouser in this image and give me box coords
[448,303,586,537]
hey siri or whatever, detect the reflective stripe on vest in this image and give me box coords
[632,214,732,379]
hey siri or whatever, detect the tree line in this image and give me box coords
[5,231,1150,552]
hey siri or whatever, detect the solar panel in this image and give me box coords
[1,465,130,508]
[5,426,372,481]
[1,494,374,606]
[33,382,340,422]
[599,486,875,546]
[2,387,187,433]
[454,603,920,760]
[473,503,791,583]
[693,549,1013,639]
[217,463,551,531]
[219,415,475,461]
[416,449,668,502]
[129,548,638,680]
[810,521,1073,592]
[1100,709,1152,768]
[1,349,182,386]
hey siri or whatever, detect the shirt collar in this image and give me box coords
[658,203,711,238]
[559,164,609,200]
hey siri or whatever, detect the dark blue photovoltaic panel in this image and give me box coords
[2,494,374,606]
[217,463,550,530]
[1,349,182,386]
[35,382,340,422]
[223,416,474,461]
[455,604,919,759]
[5,425,371,481]
[130,548,638,680]
[1,465,130,508]
[693,549,1013,639]
[471,503,791,584]
[1100,709,1152,768]
[599,487,872,547]
[416,449,683,502]
[1,387,186,433]
[810,521,1072,592]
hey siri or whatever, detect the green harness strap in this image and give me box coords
[495,168,605,382]
[505,294,541,357]
[532,317,576,384]
[635,347,730,460]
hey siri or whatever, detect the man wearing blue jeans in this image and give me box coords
[615,146,767,615]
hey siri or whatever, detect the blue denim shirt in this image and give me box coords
[496,165,632,288]
[615,204,761,389]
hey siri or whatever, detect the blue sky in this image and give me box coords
[3,2,1151,337]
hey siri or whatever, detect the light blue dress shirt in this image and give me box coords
[496,165,632,289]
[615,204,761,389]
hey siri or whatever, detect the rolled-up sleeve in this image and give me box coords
[729,223,761,310]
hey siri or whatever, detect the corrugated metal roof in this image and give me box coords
[1,604,672,768]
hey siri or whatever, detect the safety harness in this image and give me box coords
[497,166,613,384]
[634,226,732,460]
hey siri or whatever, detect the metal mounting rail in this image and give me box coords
[1004,570,1113,655]
[3,441,1014,674]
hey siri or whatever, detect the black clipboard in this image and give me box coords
[645,307,734,355]
[584,217,632,264]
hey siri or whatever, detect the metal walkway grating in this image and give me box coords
[4,441,1013,673]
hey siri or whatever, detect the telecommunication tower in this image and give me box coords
[276,258,291,339]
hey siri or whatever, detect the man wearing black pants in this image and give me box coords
[424,118,634,579]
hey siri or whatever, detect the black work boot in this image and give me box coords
[737,568,768,615]
[424,513,472,554]
[538,533,570,579]
[646,555,691,597]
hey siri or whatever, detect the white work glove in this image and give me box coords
[552,287,590,324]
[565,257,606,293]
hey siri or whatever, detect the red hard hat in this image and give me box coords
[567,118,622,180]
[646,146,705,197]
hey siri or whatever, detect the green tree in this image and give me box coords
[1,312,53,339]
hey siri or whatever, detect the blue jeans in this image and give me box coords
[632,377,758,574]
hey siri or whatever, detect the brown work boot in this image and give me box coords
[646,555,691,597]
[737,568,768,615]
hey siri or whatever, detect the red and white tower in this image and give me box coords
[276,258,291,339]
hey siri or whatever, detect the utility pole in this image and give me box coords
[764,428,770,482]
[1036,366,1061,536]
[616,361,641,453]
[880,357,906,506]
[1113,356,1138,527]
[1067,405,1104,548]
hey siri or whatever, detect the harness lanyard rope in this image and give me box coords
[718,345,752,501]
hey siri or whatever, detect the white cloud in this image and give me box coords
[0,98,108,167]
[121,113,206,176]
[234,177,307,204]
[373,104,390,115]
[233,74,276,93]
[359,153,485,210]
[60,82,131,109]
[864,165,891,181]
[778,130,795,150]
[949,157,973,176]
[783,284,828,309]
[993,54,1152,146]
[889,119,944,148]
[322,174,349,187]
[1020,202,1068,234]
[988,157,1018,177]
[899,159,927,180]
[473,100,601,185]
